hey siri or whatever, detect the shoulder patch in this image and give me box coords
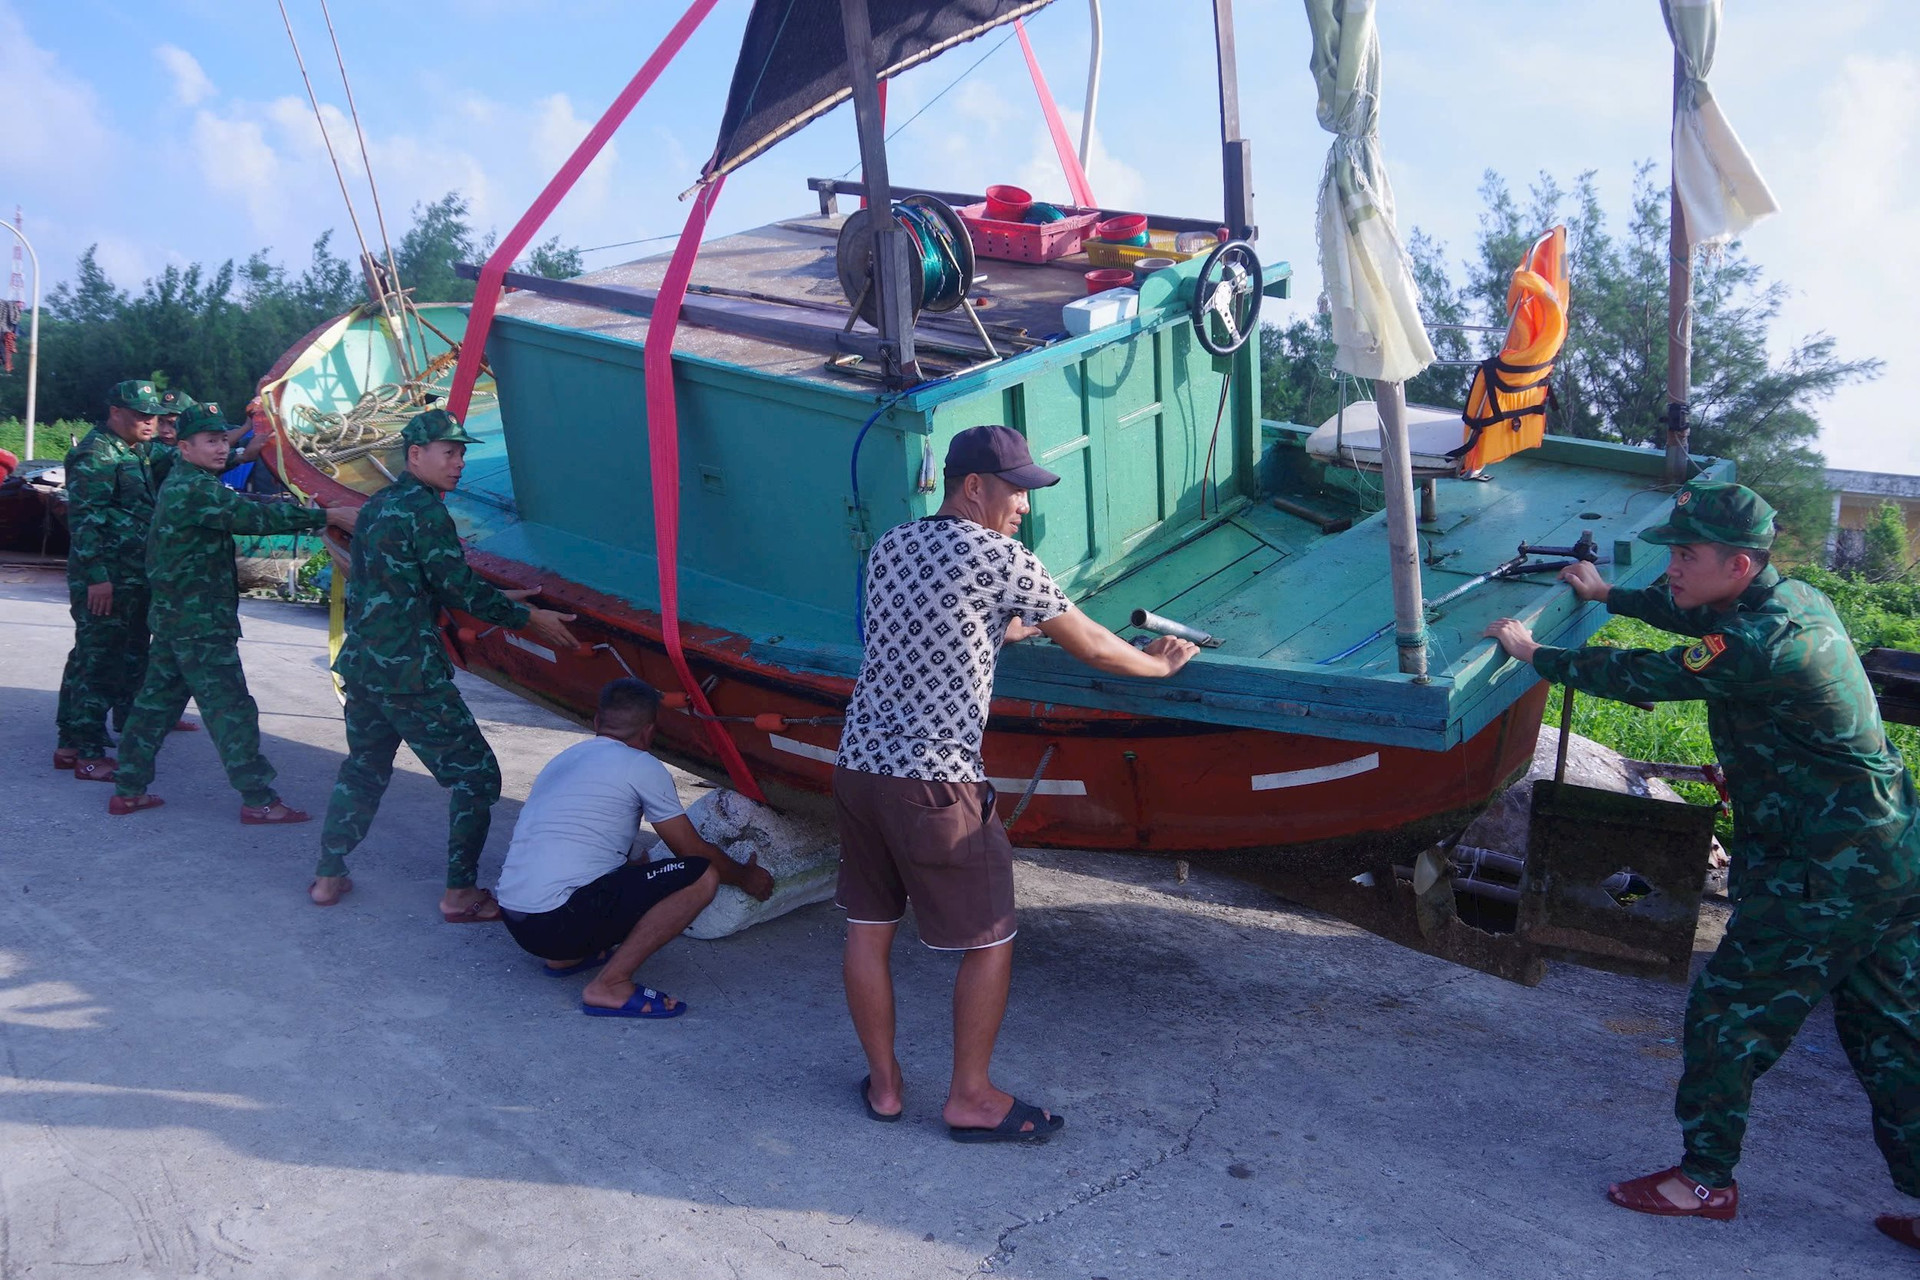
[1682,633,1729,672]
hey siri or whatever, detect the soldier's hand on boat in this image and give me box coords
[1142,634,1200,674]
[322,505,359,533]
[729,851,775,902]
[1483,618,1540,663]
[86,582,113,616]
[526,607,580,651]
[1558,560,1611,603]
[501,586,543,602]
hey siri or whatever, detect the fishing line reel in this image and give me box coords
[835,194,976,328]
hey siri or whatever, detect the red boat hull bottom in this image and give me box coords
[449,617,1549,872]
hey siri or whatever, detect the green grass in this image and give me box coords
[1544,613,1920,830]
[0,417,94,461]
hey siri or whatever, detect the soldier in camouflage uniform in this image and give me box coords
[1486,481,1920,1244]
[155,387,194,446]
[313,409,578,920]
[108,403,358,821]
[55,380,175,780]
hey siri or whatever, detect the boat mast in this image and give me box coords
[1664,49,1692,484]
[840,0,920,386]
[1212,0,1255,242]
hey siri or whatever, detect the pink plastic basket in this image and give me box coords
[957,202,1101,263]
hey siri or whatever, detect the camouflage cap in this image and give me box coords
[175,402,231,440]
[106,379,168,415]
[399,408,479,448]
[157,388,197,417]
[1640,480,1777,550]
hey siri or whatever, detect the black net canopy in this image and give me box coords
[701,0,1056,180]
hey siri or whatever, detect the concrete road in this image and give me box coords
[0,565,1909,1278]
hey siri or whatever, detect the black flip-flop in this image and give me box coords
[948,1098,1062,1144]
[860,1075,902,1123]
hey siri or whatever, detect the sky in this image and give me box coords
[4,0,1916,473]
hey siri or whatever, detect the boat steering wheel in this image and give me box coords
[1190,240,1263,357]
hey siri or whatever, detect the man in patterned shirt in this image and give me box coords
[1486,481,1919,1244]
[836,424,1198,1143]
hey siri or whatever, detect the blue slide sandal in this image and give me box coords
[581,986,686,1019]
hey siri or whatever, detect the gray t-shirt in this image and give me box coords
[836,515,1070,783]
[494,737,686,914]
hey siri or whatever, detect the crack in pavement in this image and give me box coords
[713,1187,847,1272]
[977,1038,1241,1273]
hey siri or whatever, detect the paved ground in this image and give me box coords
[0,564,1912,1279]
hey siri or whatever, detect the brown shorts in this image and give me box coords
[832,766,1017,950]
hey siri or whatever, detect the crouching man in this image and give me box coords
[494,678,775,1018]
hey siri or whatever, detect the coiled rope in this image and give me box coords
[892,202,967,311]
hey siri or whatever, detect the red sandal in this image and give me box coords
[241,800,311,825]
[1877,1215,1920,1252]
[73,757,117,783]
[108,793,166,816]
[1606,1167,1737,1220]
[52,747,77,770]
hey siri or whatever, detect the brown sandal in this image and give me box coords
[1877,1215,1920,1252]
[441,890,503,924]
[52,747,78,770]
[107,793,166,816]
[73,757,117,783]
[1606,1167,1737,1220]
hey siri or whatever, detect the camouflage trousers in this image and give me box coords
[1677,896,1920,1196]
[113,638,278,808]
[316,682,502,889]
[55,579,150,756]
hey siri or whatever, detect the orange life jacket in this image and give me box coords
[1453,225,1569,473]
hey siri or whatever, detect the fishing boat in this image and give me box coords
[260,0,1735,977]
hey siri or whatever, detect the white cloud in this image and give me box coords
[531,93,619,216]
[1744,51,1920,472]
[155,44,214,107]
[192,110,283,228]
[0,4,114,182]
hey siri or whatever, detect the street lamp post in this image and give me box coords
[3,215,41,462]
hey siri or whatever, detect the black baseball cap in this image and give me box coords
[944,424,1060,490]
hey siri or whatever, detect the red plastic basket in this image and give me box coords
[956,202,1100,263]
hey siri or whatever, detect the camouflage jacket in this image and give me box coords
[1534,565,1920,931]
[145,463,328,642]
[333,473,529,694]
[64,427,170,586]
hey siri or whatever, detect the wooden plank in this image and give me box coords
[838,0,917,381]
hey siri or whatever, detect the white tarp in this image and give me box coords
[1303,0,1434,383]
[1663,0,1779,246]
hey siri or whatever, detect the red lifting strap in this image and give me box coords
[645,176,765,802]
[1014,18,1095,210]
[446,0,718,421]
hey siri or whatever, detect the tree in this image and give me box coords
[1862,500,1914,583]
[1261,165,1881,560]
[0,200,576,427]
[396,192,488,303]
[522,235,583,280]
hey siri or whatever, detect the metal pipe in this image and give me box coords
[1,214,38,461]
[1079,0,1103,171]
[1372,380,1427,678]
[1130,608,1222,648]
